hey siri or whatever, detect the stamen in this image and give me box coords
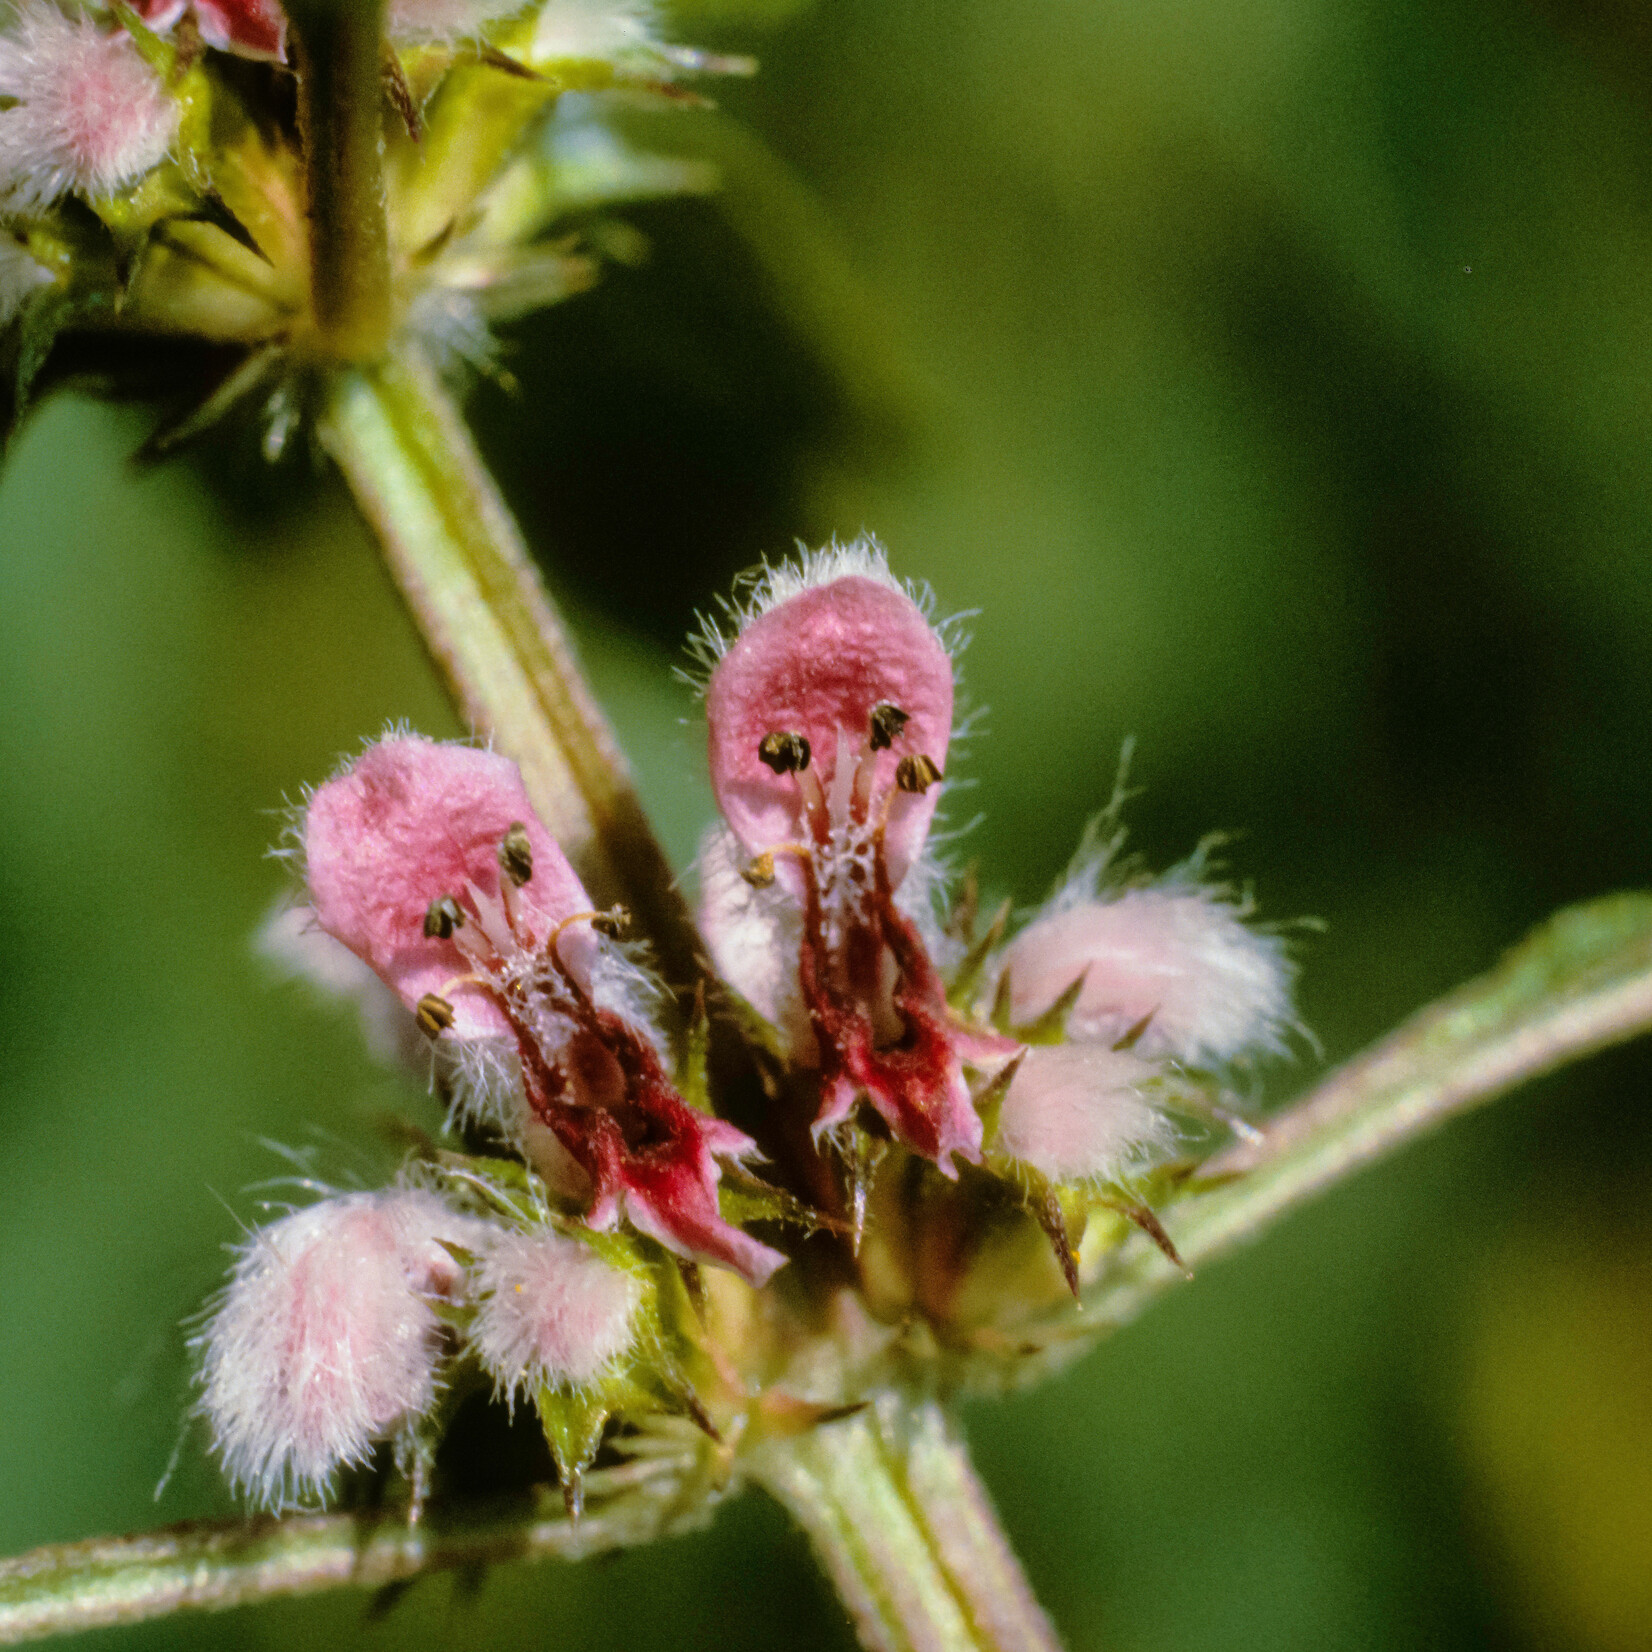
[896,753,944,793]
[422,895,466,939]
[590,905,630,940]
[758,730,812,774]
[740,845,813,888]
[415,993,456,1037]
[868,703,910,751]
[498,822,534,886]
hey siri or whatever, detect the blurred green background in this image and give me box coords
[4,0,1652,1647]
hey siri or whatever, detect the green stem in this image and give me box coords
[0,1465,696,1646]
[290,0,392,359]
[319,345,707,994]
[748,1399,1061,1652]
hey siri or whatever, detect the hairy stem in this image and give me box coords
[747,1398,1062,1652]
[0,1468,698,1646]
[319,346,707,994]
[289,0,392,359]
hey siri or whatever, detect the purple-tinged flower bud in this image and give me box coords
[470,1228,643,1395]
[1002,888,1293,1068]
[0,5,180,215]
[196,1188,489,1509]
[994,1046,1175,1185]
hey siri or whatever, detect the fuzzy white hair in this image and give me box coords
[194,1188,491,1510]
[470,1226,643,1398]
[0,4,179,213]
[681,534,972,692]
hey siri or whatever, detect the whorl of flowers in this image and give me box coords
[198,542,1297,1515]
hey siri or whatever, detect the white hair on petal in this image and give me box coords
[442,1033,529,1137]
[680,534,972,693]
[469,1226,643,1399]
[193,1188,490,1511]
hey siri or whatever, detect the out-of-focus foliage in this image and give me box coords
[3,0,1652,1649]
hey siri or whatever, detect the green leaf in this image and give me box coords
[534,1387,610,1516]
[946,898,1010,1013]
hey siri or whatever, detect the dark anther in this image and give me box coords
[499,821,534,886]
[758,731,812,775]
[868,703,910,751]
[591,905,630,940]
[740,852,777,888]
[896,753,944,794]
[415,993,456,1038]
[423,895,466,940]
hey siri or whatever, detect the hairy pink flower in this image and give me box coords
[134,0,287,60]
[197,1188,486,1509]
[303,734,784,1286]
[700,542,1014,1174]
[994,1046,1175,1185]
[0,5,179,214]
[1002,887,1293,1068]
[471,1227,643,1394]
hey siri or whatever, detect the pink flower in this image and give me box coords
[133,0,287,61]
[0,5,179,214]
[197,1188,487,1509]
[699,542,1014,1175]
[470,1227,643,1394]
[994,1046,1175,1185]
[1001,887,1293,1068]
[302,734,784,1287]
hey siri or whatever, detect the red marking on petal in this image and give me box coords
[134,0,288,60]
[707,575,953,888]
[797,839,987,1176]
[520,1005,784,1285]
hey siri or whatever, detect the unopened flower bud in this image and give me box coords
[470,1227,643,1394]
[995,1045,1175,1185]
[0,5,180,214]
[1003,888,1292,1067]
[196,1189,489,1509]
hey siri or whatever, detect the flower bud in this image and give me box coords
[1002,887,1293,1067]
[0,5,179,215]
[994,1045,1175,1185]
[470,1227,643,1394]
[196,1188,488,1509]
